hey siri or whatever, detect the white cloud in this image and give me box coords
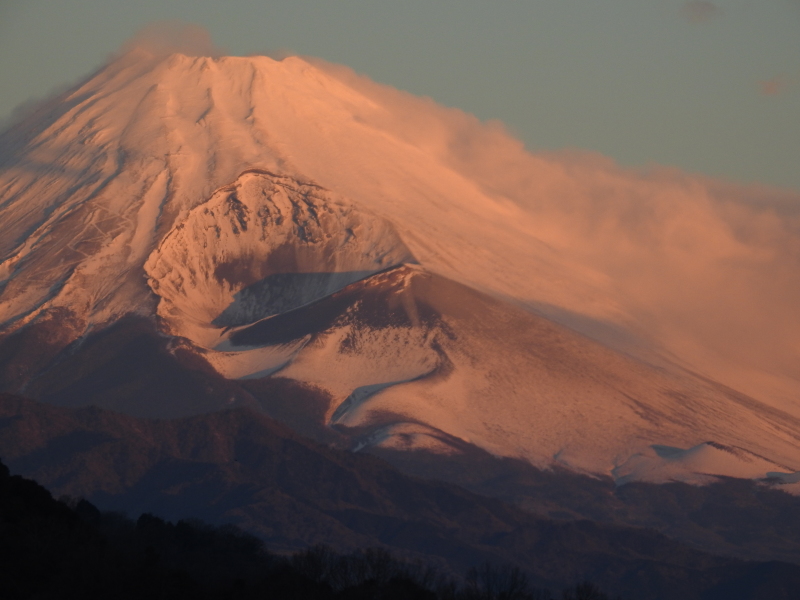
[313,57,800,403]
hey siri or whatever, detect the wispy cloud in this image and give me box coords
[119,21,226,59]
[681,1,723,23]
[758,75,788,96]
[313,57,800,402]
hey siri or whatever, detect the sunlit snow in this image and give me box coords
[1,48,798,490]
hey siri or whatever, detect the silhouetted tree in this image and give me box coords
[561,581,610,600]
[0,458,627,600]
[464,561,535,600]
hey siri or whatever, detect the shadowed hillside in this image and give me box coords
[3,393,800,599]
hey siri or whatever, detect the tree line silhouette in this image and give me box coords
[0,457,615,599]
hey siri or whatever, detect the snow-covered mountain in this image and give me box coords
[1,47,798,489]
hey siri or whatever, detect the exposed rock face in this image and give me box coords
[144,169,414,347]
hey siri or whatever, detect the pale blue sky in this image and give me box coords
[1,0,798,190]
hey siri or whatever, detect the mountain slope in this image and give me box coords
[5,393,800,600]
[0,48,798,487]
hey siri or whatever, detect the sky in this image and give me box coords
[0,0,798,191]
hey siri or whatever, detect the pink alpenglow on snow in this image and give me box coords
[0,44,798,490]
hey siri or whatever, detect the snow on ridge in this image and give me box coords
[612,441,800,491]
[144,169,415,348]
[0,50,405,335]
[244,266,800,482]
[0,49,798,486]
[0,48,611,345]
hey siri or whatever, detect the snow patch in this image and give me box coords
[353,422,462,455]
[127,169,169,265]
[144,169,415,348]
[199,337,310,379]
[612,442,794,485]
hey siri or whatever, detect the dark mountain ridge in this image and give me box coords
[3,392,800,599]
[2,284,799,568]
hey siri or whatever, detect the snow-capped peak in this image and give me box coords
[1,49,799,489]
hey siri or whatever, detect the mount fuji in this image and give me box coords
[1,45,799,497]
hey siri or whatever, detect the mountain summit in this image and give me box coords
[0,48,798,488]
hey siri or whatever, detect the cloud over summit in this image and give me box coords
[681,1,723,23]
[119,21,225,59]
